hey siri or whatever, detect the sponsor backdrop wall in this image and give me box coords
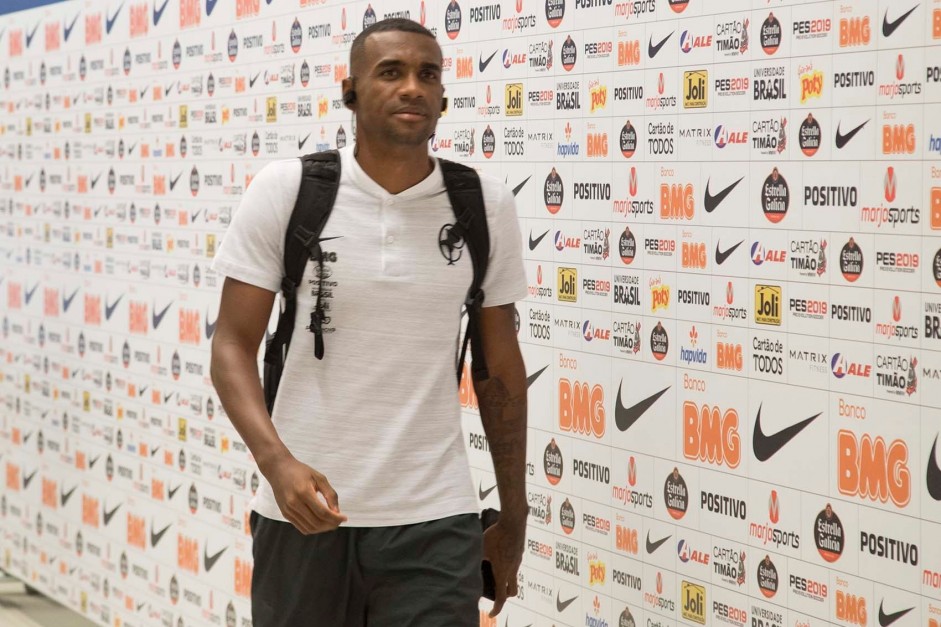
[0,0,940,626]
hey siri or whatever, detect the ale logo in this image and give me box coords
[814,503,845,562]
[757,555,779,598]
[664,467,688,519]
[544,438,563,485]
[837,430,910,507]
[830,353,871,379]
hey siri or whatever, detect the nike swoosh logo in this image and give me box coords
[25,23,39,48]
[71,368,81,378]
[298,133,311,150]
[24,283,39,305]
[165,82,174,96]
[103,504,121,526]
[190,209,202,222]
[882,5,918,38]
[150,523,171,547]
[205,314,218,340]
[168,484,181,500]
[479,482,497,500]
[529,229,550,250]
[646,531,671,554]
[648,31,673,58]
[526,365,548,388]
[94,207,103,217]
[249,72,261,88]
[153,0,170,26]
[63,14,80,42]
[91,173,103,189]
[136,602,146,612]
[128,142,138,154]
[512,176,531,197]
[60,486,78,506]
[63,288,80,312]
[479,50,498,72]
[878,602,914,627]
[753,405,821,462]
[704,176,744,213]
[169,172,183,190]
[105,295,123,320]
[615,384,670,432]
[927,435,941,501]
[25,174,35,187]
[715,240,744,266]
[556,592,578,612]
[138,385,149,397]
[203,545,227,572]
[88,455,101,469]
[164,392,175,403]
[150,446,161,457]
[835,120,868,149]
[23,470,38,489]
[206,0,219,17]
[139,87,148,99]
[105,3,125,35]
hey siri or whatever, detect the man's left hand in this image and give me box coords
[482,518,526,617]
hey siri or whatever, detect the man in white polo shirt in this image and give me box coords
[209,18,528,627]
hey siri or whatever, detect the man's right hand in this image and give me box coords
[264,455,348,534]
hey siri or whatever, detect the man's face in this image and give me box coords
[349,31,444,147]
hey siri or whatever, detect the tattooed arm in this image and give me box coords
[473,303,528,616]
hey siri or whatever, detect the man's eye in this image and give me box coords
[380,69,398,77]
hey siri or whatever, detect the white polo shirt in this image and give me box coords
[211,145,527,526]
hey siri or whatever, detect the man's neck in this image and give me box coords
[353,140,434,195]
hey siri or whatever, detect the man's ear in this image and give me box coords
[341,77,356,110]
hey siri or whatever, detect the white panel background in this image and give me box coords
[0,1,940,626]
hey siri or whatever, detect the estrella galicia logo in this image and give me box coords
[544,167,563,214]
[172,39,182,69]
[107,168,117,194]
[438,224,465,265]
[79,55,87,81]
[664,467,688,519]
[190,166,200,197]
[545,0,564,28]
[336,126,347,148]
[171,351,182,381]
[561,35,577,71]
[300,60,310,86]
[363,4,377,28]
[123,48,132,75]
[228,29,239,62]
[445,0,462,40]
[291,18,303,53]
[122,340,131,367]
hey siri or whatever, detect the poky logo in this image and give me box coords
[682,402,741,468]
[837,430,910,507]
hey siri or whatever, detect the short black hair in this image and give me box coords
[349,18,438,75]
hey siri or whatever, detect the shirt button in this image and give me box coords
[386,235,395,244]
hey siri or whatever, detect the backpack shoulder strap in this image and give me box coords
[438,158,491,383]
[262,150,340,413]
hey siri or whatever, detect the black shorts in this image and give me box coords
[250,511,483,627]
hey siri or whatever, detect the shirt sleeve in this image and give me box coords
[478,176,528,308]
[210,159,302,293]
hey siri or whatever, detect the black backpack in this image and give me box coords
[262,150,491,414]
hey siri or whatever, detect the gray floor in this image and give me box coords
[0,576,99,627]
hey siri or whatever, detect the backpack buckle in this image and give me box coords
[464,288,484,311]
